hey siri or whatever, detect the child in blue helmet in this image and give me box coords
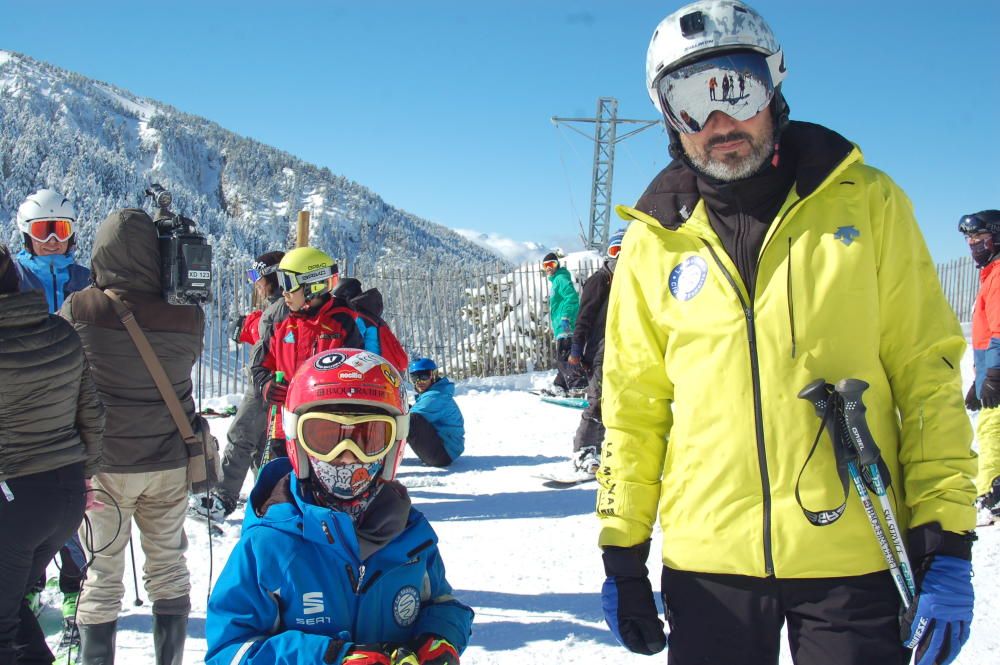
[407,358,465,467]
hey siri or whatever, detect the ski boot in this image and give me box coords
[976,477,1000,527]
[572,446,600,475]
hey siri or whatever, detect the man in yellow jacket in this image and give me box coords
[597,3,978,665]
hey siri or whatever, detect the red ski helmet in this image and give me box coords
[282,348,410,483]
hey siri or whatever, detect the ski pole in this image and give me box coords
[128,536,143,606]
[798,379,913,609]
[259,370,285,470]
[834,378,916,603]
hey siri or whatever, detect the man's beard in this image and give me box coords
[685,123,775,182]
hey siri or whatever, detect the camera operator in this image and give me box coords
[60,205,204,665]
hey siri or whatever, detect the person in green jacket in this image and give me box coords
[542,252,587,394]
[597,3,977,665]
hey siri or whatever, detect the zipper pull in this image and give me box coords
[356,565,366,593]
[320,521,334,544]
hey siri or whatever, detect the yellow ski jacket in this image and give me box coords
[597,123,977,578]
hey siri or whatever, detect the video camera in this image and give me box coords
[144,184,213,305]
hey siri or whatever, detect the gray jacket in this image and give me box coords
[0,289,104,481]
[61,209,204,474]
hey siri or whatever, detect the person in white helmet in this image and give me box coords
[13,188,90,313]
[597,3,976,665]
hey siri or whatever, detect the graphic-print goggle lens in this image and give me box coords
[27,218,74,243]
[959,215,994,236]
[297,412,397,463]
[657,51,783,134]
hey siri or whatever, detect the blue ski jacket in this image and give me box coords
[206,458,473,665]
[410,378,465,461]
[15,249,90,314]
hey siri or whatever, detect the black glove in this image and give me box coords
[262,378,287,405]
[981,368,1000,408]
[268,437,287,460]
[965,383,981,412]
[227,314,246,344]
[601,540,666,655]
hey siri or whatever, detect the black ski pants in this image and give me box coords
[572,340,605,453]
[0,463,85,665]
[407,414,453,468]
[660,566,910,665]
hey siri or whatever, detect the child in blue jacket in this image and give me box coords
[407,358,465,468]
[206,349,473,665]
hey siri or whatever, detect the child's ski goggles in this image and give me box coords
[656,50,784,134]
[246,263,279,284]
[276,266,337,293]
[26,218,74,242]
[296,412,397,463]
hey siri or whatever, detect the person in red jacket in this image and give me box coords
[194,251,285,522]
[959,209,1000,526]
[251,247,364,457]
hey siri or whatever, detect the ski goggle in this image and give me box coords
[277,266,337,293]
[656,50,784,134]
[541,260,559,271]
[411,371,434,382]
[26,218,74,243]
[296,412,397,463]
[607,244,621,259]
[959,214,998,236]
[246,263,279,284]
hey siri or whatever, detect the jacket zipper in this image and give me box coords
[700,240,775,577]
[49,264,59,310]
[786,237,796,359]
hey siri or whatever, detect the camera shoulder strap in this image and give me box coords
[102,289,199,446]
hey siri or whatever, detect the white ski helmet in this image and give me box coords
[16,188,76,235]
[646,0,785,115]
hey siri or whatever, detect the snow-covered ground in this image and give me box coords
[43,357,1000,664]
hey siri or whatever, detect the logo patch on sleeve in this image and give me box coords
[668,256,709,301]
[392,586,420,627]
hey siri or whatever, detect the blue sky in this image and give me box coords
[1,0,997,262]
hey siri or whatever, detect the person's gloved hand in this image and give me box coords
[965,383,981,412]
[980,368,1000,408]
[901,555,973,665]
[227,314,246,344]
[407,636,459,665]
[268,438,287,460]
[338,643,395,664]
[560,317,572,335]
[262,377,287,405]
[601,540,666,655]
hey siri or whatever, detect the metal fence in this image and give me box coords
[196,258,603,399]
[195,255,980,400]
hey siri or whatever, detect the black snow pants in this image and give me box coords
[660,566,910,665]
[0,463,85,665]
[407,414,453,468]
[572,340,605,454]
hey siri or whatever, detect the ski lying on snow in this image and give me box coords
[539,396,589,409]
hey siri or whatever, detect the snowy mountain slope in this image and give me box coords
[0,50,507,274]
[48,357,999,664]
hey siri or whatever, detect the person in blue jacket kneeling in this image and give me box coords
[407,358,465,468]
[206,349,473,665]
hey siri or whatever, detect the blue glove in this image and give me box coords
[601,540,666,655]
[560,317,571,334]
[902,555,973,665]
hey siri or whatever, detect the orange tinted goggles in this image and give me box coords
[541,260,559,270]
[607,244,621,258]
[297,412,397,463]
[27,219,74,242]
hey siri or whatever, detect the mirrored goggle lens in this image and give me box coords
[298,413,396,462]
[607,245,621,258]
[277,270,302,293]
[657,51,777,134]
[27,219,73,242]
[542,260,558,270]
[247,263,278,283]
[246,268,262,284]
[411,371,433,382]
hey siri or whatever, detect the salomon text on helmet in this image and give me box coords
[277,246,339,299]
[282,349,410,485]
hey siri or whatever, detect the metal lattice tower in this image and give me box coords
[553,97,660,251]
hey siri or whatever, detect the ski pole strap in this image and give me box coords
[795,380,852,526]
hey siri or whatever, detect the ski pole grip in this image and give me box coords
[275,370,285,384]
[834,379,881,466]
[797,378,833,418]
